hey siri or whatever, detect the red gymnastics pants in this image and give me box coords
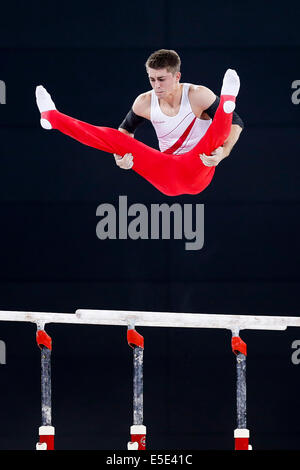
[41,94,234,196]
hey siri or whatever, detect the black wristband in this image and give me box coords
[119,108,146,134]
[205,96,244,128]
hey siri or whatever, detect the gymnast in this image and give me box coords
[35,49,243,196]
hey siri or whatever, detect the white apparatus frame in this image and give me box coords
[0,308,300,451]
[0,308,300,330]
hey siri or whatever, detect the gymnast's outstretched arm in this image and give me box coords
[114,127,134,170]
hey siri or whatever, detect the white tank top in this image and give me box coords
[150,83,212,155]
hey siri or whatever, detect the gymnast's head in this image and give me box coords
[145,49,181,97]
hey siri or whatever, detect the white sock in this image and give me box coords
[221,69,240,96]
[35,85,56,129]
[220,69,240,114]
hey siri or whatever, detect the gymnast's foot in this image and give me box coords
[221,69,240,113]
[35,85,56,129]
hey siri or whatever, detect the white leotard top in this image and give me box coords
[150,83,212,155]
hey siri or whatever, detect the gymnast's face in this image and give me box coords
[147,68,181,97]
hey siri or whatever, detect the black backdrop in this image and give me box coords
[0,0,300,450]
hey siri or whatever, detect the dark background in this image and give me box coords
[0,0,299,451]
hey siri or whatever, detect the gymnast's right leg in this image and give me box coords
[35,86,180,191]
[36,86,125,155]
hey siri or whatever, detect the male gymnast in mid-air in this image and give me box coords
[35,49,244,196]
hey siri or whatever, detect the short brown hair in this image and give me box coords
[145,49,181,75]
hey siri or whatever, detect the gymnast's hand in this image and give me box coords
[199,146,228,167]
[114,153,134,170]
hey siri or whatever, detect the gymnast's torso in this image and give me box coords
[150,83,212,155]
